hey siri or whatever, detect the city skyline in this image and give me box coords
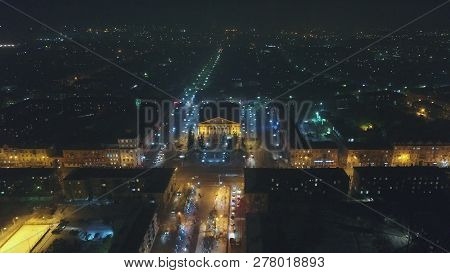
[1,0,450,30]
[0,0,449,255]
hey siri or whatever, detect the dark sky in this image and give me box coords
[0,0,449,31]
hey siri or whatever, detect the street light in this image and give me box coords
[12,216,18,225]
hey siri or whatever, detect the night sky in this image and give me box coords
[0,0,449,30]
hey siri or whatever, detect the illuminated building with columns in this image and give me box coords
[198,117,241,137]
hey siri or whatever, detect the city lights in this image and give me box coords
[0,3,449,262]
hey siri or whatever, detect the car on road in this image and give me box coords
[52,222,67,234]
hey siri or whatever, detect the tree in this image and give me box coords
[187,129,195,150]
[233,133,239,149]
[198,135,205,150]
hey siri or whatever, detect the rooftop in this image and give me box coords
[291,140,338,150]
[64,168,175,193]
[112,204,157,253]
[345,141,393,150]
[244,168,349,193]
[354,166,448,178]
[199,117,239,125]
[0,168,56,179]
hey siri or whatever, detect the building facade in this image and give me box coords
[392,143,450,167]
[0,168,59,200]
[0,146,54,168]
[62,168,176,206]
[62,148,120,168]
[344,148,393,168]
[118,138,142,167]
[290,148,339,168]
[62,138,142,168]
[353,167,449,199]
[139,211,159,253]
[245,168,350,212]
[198,117,241,137]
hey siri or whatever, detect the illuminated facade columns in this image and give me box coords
[197,117,241,137]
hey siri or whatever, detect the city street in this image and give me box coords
[194,185,229,253]
[152,166,243,253]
